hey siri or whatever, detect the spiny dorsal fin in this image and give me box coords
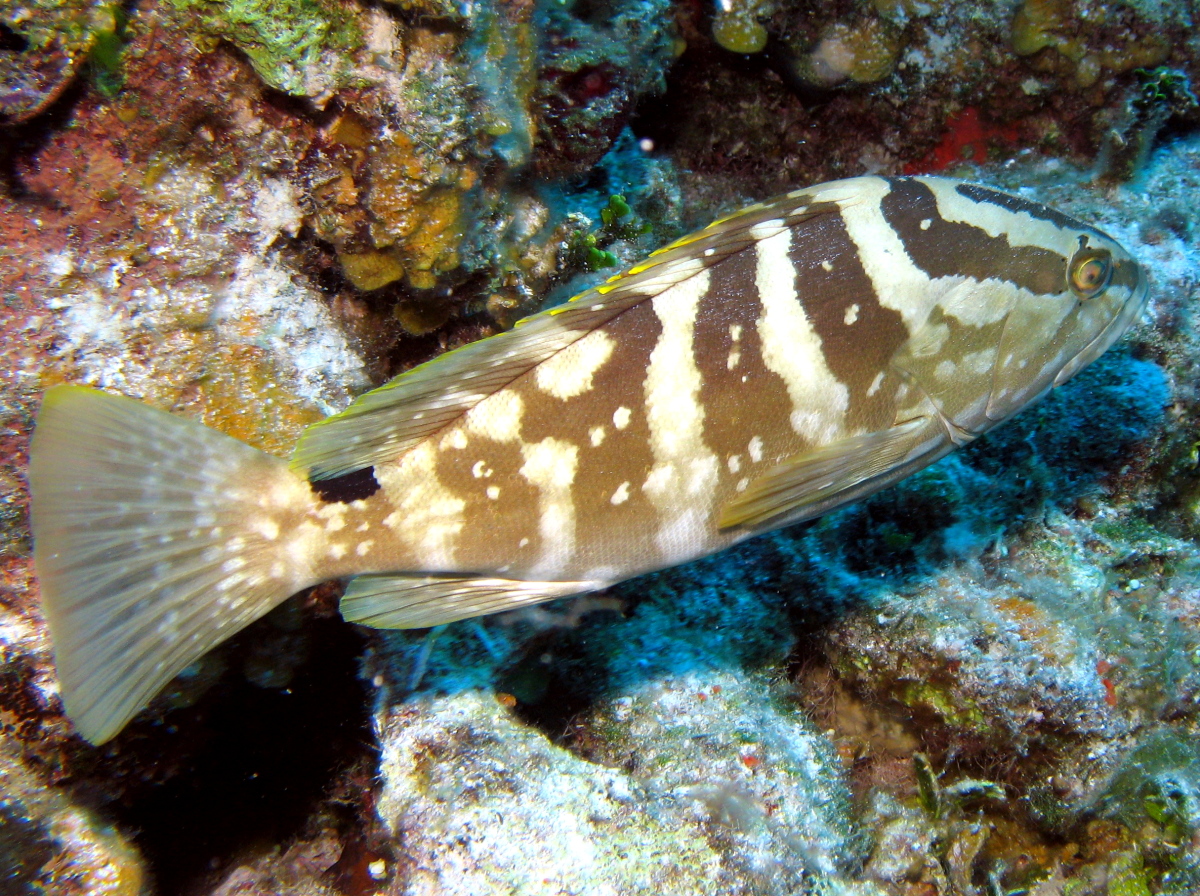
[340,574,603,628]
[718,416,947,531]
[293,189,848,479]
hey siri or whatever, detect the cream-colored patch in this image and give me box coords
[519,437,580,577]
[258,472,314,513]
[936,277,1019,328]
[726,347,741,370]
[642,463,672,495]
[355,540,375,557]
[487,486,500,500]
[866,371,885,397]
[755,228,850,443]
[440,428,468,450]
[287,520,324,577]
[642,270,720,564]
[935,359,957,381]
[920,176,1075,252]
[589,425,606,447]
[821,260,833,272]
[748,435,763,463]
[464,390,523,443]
[471,460,493,479]
[376,442,466,568]
[253,519,280,541]
[356,522,370,532]
[329,544,347,560]
[961,348,996,376]
[613,406,632,430]
[844,303,860,325]
[920,218,932,231]
[727,454,742,474]
[316,503,345,522]
[905,321,950,359]
[729,324,743,342]
[836,177,949,333]
[610,481,631,505]
[534,329,615,400]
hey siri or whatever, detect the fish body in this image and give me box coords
[29,176,1148,743]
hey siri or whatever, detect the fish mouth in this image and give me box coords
[1053,274,1150,387]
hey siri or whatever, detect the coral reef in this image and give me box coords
[1,0,1200,892]
[165,0,361,99]
[0,0,123,124]
[0,735,146,895]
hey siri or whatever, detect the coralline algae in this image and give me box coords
[2,0,1200,893]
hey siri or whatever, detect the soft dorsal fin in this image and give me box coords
[293,188,849,478]
[340,573,604,628]
[718,416,948,531]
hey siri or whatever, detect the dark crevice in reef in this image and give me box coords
[109,610,374,896]
[500,624,616,750]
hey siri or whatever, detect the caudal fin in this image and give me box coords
[29,386,320,744]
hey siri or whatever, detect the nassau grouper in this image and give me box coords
[29,176,1149,743]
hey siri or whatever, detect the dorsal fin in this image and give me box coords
[293,187,847,478]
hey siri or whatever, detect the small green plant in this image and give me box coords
[1134,67,1197,111]
[568,194,653,272]
[87,8,130,99]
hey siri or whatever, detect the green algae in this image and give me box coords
[167,0,359,96]
[0,0,120,54]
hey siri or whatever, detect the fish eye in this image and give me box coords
[1068,248,1113,300]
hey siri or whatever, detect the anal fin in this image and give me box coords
[719,417,947,530]
[341,574,605,629]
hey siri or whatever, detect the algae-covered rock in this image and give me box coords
[0,0,122,123]
[376,690,731,895]
[0,735,148,895]
[166,0,360,99]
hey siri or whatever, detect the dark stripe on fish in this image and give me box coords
[954,182,1100,236]
[787,212,908,402]
[695,243,799,466]
[882,179,1067,296]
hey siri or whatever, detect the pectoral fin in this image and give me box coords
[341,574,604,629]
[719,417,946,530]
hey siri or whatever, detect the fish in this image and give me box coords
[29,175,1149,744]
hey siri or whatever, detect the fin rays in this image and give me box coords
[30,386,317,744]
[340,574,602,629]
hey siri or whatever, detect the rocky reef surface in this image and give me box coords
[1,0,1200,893]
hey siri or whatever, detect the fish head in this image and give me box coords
[983,214,1149,426]
[885,179,1148,438]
